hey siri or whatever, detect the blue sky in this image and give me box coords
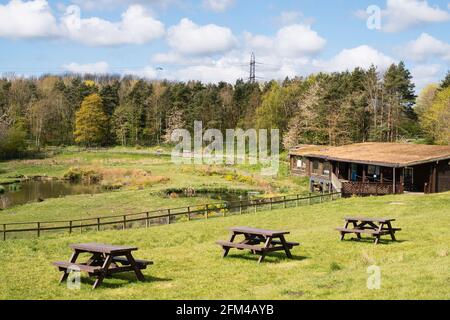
[1,0,450,90]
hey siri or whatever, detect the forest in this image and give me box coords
[0,62,449,159]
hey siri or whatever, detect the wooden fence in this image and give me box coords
[1,192,341,241]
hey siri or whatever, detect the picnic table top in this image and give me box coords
[344,217,396,223]
[229,226,290,237]
[69,243,138,254]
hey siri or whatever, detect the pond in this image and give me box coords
[0,179,103,209]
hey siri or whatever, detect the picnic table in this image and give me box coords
[216,226,299,263]
[336,217,401,244]
[53,243,152,289]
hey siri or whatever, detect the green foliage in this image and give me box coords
[0,122,27,159]
[440,70,450,89]
[418,87,450,145]
[74,94,108,147]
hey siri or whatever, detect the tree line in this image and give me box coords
[0,63,449,159]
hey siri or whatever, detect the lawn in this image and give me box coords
[0,192,449,300]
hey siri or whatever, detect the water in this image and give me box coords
[0,180,103,209]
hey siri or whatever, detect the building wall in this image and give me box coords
[437,160,450,193]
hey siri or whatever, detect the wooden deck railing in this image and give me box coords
[1,192,341,241]
[342,181,403,196]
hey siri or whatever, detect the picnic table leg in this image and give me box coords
[340,221,349,241]
[257,237,272,264]
[223,233,236,258]
[374,223,383,245]
[353,222,362,240]
[59,251,79,284]
[92,254,113,289]
[278,235,293,259]
[125,253,145,282]
[386,221,397,241]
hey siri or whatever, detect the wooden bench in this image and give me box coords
[53,243,151,289]
[53,261,103,274]
[337,217,401,244]
[217,227,299,263]
[216,240,264,252]
[112,256,153,269]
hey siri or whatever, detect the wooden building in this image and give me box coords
[289,143,450,196]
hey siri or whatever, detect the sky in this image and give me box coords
[1,0,450,90]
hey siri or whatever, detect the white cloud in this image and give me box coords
[244,24,326,59]
[411,64,441,89]
[167,18,237,55]
[399,33,450,62]
[274,11,315,26]
[313,45,395,72]
[0,0,58,38]
[70,0,175,11]
[202,0,234,12]
[176,63,247,83]
[60,4,165,46]
[358,0,450,32]
[62,61,109,74]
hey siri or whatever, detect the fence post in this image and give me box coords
[97,218,100,231]
[204,205,208,219]
[296,194,299,207]
[222,204,226,217]
[320,194,323,203]
[123,215,126,229]
[37,222,40,238]
[146,212,149,228]
[309,193,312,205]
[167,209,171,224]
[187,207,191,221]
[239,201,242,215]
[3,224,5,241]
[254,202,257,213]
[270,198,273,210]
[69,221,72,234]
[283,196,287,209]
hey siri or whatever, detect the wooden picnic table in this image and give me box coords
[216,226,299,263]
[53,243,152,289]
[336,217,401,245]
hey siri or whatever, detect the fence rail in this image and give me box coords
[1,192,341,241]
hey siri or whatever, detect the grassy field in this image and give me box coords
[0,147,308,223]
[0,192,449,300]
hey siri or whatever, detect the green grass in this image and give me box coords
[0,147,309,222]
[0,192,449,300]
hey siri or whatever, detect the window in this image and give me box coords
[368,165,380,178]
[312,160,319,174]
[323,162,331,176]
[296,157,307,170]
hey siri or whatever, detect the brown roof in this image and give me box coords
[289,142,450,167]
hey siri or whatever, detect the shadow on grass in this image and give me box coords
[342,237,407,245]
[82,272,171,289]
[225,252,307,263]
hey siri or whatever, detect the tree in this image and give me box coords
[419,87,450,145]
[74,94,107,147]
[163,109,185,144]
[440,71,450,89]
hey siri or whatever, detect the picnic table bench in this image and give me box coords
[216,226,299,263]
[336,217,401,244]
[53,243,152,289]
